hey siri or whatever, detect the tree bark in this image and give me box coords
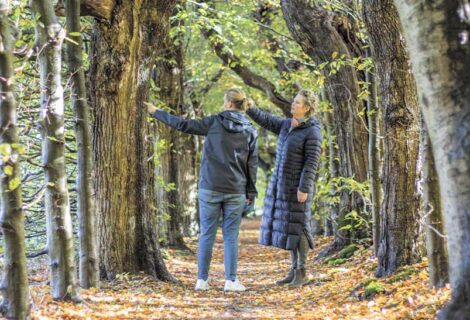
[32,0,81,301]
[393,1,470,318]
[365,49,381,256]
[65,0,99,289]
[363,0,421,277]
[0,1,30,317]
[281,0,369,255]
[89,0,177,281]
[324,108,338,238]
[420,116,449,289]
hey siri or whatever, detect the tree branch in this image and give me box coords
[198,0,291,116]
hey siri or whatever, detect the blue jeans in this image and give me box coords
[197,189,245,281]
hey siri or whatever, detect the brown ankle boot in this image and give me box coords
[288,268,308,287]
[276,268,295,285]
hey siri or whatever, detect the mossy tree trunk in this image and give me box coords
[89,0,177,281]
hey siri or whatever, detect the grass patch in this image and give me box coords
[337,244,359,259]
[386,267,416,283]
[327,258,348,266]
[364,281,385,299]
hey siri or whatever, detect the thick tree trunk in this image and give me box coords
[33,0,80,301]
[281,0,369,255]
[89,0,176,281]
[365,50,381,256]
[0,2,30,317]
[420,117,449,289]
[155,11,198,248]
[393,1,470,318]
[65,0,99,289]
[363,0,421,277]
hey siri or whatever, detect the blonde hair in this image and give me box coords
[225,88,248,111]
[298,89,318,117]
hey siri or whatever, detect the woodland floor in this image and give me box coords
[26,218,450,319]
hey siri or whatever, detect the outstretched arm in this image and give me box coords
[145,102,214,136]
[246,106,285,135]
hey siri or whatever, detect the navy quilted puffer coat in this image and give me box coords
[246,107,322,251]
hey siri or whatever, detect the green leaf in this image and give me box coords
[8,176,21,191]
[64,36,79,46]
[4,165,13,176]
[0,143,11,157]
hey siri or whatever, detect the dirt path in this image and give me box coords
[30,218,449,319]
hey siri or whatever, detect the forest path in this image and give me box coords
[30,218,449,319]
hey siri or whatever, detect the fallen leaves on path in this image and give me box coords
[29,218,450,319]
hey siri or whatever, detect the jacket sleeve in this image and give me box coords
[246,107,285,135]
[246,131,259,200]
[152,109,214,136]
[299,127,323,194]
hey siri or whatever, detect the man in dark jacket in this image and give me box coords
[145,88,257,291]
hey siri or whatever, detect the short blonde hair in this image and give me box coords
[298,89,318,117]
[225,88,248,111]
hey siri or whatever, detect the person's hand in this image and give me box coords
[246,198,253,205]
[247,99,255,109]
[297,190,308,203]
[143,102,158,114]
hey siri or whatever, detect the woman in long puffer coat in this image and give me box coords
[246,89,322,287]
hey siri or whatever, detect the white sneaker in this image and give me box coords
[224,278,246,292]
[195,279,209,291]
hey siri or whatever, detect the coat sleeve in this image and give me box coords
[246,107,285,135]
[152,109,214,136]
[298,127,323,194]
[246,130,259,200]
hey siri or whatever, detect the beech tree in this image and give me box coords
[0,0,30,317]
[65,0,99,288]
[420,118,448,288]
[393,0,470,318]
[32,0,80,300]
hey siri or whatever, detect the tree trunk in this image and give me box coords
[365,49,381,256]
[89,0,176,281]
[65,0,99,289]
[0,2,30,317]
[155,10,198,249]
[363,0,421,277]
[420,116,449,289]
[393,1,470,317]
[325,109,337,238]
[32,0,80,301]
[281,0,369,255]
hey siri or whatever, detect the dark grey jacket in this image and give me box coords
[246,107,322,251]
[153,109,258,199]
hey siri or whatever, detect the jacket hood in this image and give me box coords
[218,110,253,133]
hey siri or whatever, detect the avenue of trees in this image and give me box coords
[0,0,468,319]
